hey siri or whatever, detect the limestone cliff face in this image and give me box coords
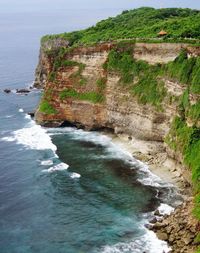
[34,40,200,251]
[34,42,199,141]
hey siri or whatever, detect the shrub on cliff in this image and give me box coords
[59,88,104,104]
[39,100,57,115]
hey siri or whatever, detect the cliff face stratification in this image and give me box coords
[35,42,199,140]
[34,40,200,252]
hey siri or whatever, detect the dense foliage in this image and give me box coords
[39,100,57,115]
[41,7,200,46]
[104,44,167,108]
[59,88,104,103]
[160,49,200,249]
[164,49,200,93]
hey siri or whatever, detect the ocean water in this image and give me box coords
[0,4,181,253]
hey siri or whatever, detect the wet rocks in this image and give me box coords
[157,231,168,241]
[3,88,32,94]
[16,88,30,94]
[28,112,35,118]
[4,88,11,93]
[152,199,199,253]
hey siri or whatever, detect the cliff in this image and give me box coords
[35,41,199,138]
[34,39,200,252]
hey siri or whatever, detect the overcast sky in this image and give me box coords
[0,0,199,13]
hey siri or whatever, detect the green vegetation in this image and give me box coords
[59,88,104,103]
[105,47,136,83]
[104,46,167,108]
[188,101,200,122]
[163,49,200,93]
[165,116,200,217]
[41,7,200,47]
[165,117,200,247]
[47,46,86,83]
[132,75,166,108]
[39,100,57,115]
[96,77,107,91]
[164,50,200,238]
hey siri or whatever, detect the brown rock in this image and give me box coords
[156,231,168,241]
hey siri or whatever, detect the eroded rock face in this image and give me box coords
[34,41,200,152]
[34,42,190,139]
[133,43,189,64]
[152,199,199,253]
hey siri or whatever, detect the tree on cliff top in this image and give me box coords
[41,7,200,46]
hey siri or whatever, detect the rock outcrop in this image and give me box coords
[152,199,199,253]
[34,40,200,252]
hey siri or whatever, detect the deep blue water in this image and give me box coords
[0,4,181,253]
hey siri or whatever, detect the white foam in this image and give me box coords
[48,127,112,145]
[47,127,174,190]
[5,115,13,118]
[25,114,31,120]
[100,229,171,253]
[19,108,24,113]
[42,162,69,173]
[1,119,57,152]
[41,160,54,166]
[158,203,175,216]
[70,172,81,179]
[137,163,166,188]
[1,136,15,142]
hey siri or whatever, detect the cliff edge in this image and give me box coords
[34,39,200,252]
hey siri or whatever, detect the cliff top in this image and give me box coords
[41,7,200,47]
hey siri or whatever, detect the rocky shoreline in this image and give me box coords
[151,198,199,253]
[110,133,199,253]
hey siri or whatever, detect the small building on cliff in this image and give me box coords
[158,30,168,37]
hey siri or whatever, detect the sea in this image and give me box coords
[0,4,182,253]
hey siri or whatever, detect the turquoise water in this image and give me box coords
[0,94,180,252]
[0,3,181,252]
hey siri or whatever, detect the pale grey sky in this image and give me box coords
[0,0,199,13]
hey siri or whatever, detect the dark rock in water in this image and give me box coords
[40,121,66,128]
[4,89,11,93]
[154,209,162,216]
[16,88,30,94]
[28,112,35,118]
[144,223,153,230]
[149,217,157,224]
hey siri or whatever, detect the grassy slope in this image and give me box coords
[41,7,200,46]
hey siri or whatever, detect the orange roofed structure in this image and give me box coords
[158,30,168,36]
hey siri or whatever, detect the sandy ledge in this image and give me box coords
[106,132,192,197]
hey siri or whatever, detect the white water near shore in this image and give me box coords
[100,229,171,253]
[1,111,179,253]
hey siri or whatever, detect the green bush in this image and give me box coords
[132,75,166,108]
[164,52,200,93]
[60,88,104,103]
[165,116,200,224]
[105,47,167,108]
[191,58,200,94]
[194,194,200,220]
[48,72,56,82]
[188,101,200,122]
[39,100,57,115]
[96,77,107,91]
